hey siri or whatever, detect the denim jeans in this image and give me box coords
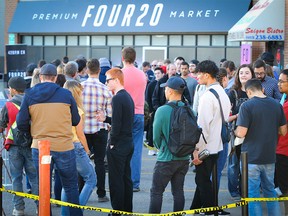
[149,160,189,213]
[247,163,281,216]
[32,148,82,216]
[85,129,108,198]
[130,114,144,189]
[9,145,38,210]
[61,142,96,215]
[216,143,228,191]
[228,151,241,198]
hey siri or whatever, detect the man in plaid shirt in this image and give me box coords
[82,58,112,202]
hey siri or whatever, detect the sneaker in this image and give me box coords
[148,150,157,156]
[12,209,25,216]
[133,187,140,192]
[98,196,110,202]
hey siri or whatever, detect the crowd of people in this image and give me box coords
[0,47,287,216]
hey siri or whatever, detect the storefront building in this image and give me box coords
[1,0,287,76]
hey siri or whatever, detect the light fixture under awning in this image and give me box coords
[228,0,284,41]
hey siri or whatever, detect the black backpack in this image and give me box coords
[161,102,205,157]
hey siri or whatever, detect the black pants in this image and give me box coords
[107,146,134,213]
[191,154,218,209]
[275,154,288,194]
[85,129,108,198]
[147,112,155,147]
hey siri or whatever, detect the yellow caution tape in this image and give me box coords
[1,186,288,215]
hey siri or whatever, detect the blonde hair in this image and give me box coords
[31,68,41,87]
[63,80,85,112]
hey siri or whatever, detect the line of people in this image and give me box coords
[1,47,288,216]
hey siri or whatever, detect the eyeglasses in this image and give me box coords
[278,79,288,84]
[106,78,115,83]
[151,65,157,67]
[254,72,266,76]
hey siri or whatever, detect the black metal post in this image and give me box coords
[241,152,248,216]
[212,162,218,216]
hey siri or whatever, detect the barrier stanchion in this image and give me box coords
[38,140,51,216]
[212,162,218,216]
[241,152,248,216]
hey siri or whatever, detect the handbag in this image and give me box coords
[209,89,231,144]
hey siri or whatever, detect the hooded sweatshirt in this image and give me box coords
[17,82,80,152]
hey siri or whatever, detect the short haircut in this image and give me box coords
[41,74,57,82]
[106,68,124,86]
[181,61,189,68]
[245,78,263,92]
[87,58,100,75]
[38,59,46,68]
[154,67,164,74]
[222,60,236,71]
[75,58,87,72]
[122,47,136,64]
[64,61,78,77]
[164,59,171,64]
[142,61,150,68]
[196,60,219,78]
[280,69,288,77]
[175,56,185,61]
[216,67,228,87]
[51,59,61,67]
[62,56,69,64]
[167,63,176,71]
[253,59,266,70]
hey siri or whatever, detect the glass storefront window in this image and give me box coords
[124,35,133,46]
[227,40,241,47]
[197,48,225,63]
[44,36,54,46]
[67,36,78,46]
[212,35,225,46]
[197,35,210,46]
[183,35,196,46]
[107,36,122,46]
[55,36,66,46]
[226,48,241,66]
[135,35,150,46]
[79,36,90,46]
[91,36,106,46]
[169,47,196,62]
[169,35,182,46]
[152,35,167,46]
[22,36,32,45]
[33,36,43,46]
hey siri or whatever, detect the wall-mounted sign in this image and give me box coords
[241,44,251,65]
[5,44,27,81]
[9,0,250,33]
[228,0,284,41]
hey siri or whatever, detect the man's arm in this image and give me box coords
[234,126,248,138]
[16,96,31,132]
[152,108,163,149]
[152,82,161,111]
[279,124,287,136]
[0,105,9,132]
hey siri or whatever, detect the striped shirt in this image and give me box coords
[82,77,112,134]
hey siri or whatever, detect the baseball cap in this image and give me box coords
[40,64,57,76]
[160,76,186,91]
[8,76,27,92]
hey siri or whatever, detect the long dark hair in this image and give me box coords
[231,64,255,92]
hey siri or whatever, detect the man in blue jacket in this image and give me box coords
[17,64,82,216]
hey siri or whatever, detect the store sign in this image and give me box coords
[9,0,250,33]
[5,45,27,80]
[228,0,284,41]
[241,44,251,65]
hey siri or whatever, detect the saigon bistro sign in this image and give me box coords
[9,0,250,33]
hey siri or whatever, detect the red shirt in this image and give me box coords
[276,100,288,156]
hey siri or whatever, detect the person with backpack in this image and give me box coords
[191,60,231,215]
[0,76,38,216]
[149,76,190,213]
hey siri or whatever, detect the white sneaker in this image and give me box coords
[148,150,157,156]
[12,209,24,216]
